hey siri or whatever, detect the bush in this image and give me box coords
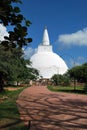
[51,74,70,86]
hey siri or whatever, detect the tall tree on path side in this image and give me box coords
[0,0,32,49]
[0,0,33,91]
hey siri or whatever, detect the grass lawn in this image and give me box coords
[0,87,29,130]
[48,85,87,95]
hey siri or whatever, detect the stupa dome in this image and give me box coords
[30,27,68,79]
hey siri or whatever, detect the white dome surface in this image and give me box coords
[30,51,68,78]
[30,27,68,79]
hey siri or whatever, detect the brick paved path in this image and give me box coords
[16,85,87,130]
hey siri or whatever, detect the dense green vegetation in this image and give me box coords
[68,63,87,83]
[0,87,28,130]
[51,63,87,92]
[51,74,70,86]
[0,0,39,92]
[68,62,87,91]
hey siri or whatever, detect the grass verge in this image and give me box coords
[0,87,29,130]
[47,85,87,95]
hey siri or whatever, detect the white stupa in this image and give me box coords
[30,27,68,79]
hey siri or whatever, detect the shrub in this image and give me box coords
[51,74,70,86]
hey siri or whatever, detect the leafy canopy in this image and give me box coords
[0,0,32,49]
[68,63,87,83]
[0,0,39,91]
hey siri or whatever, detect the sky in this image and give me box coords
[0,0,87,68]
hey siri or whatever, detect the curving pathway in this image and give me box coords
[16,85,87,130]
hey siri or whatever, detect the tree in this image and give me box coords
[0,0,34,91]
[51,74,70,86]
[68,63,87,91]
[0,44,39,89]
[0,0,32,49]
[68,63,87,83]
[0,45,23,86]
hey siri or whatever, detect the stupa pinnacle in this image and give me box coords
[30,27,68,79]
[42,27,50,46]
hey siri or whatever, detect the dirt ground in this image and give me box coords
[4,87,22,91]
[17,85,87,130]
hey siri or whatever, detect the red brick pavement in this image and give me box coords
[16,85,87,130]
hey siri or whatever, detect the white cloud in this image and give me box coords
[0,24,9,41]
[58,28,87,46]
[24,47,37,59]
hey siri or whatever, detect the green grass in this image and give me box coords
[0,87,29,130]
[48,85,87,94]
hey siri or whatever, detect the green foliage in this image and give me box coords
[51,74,70,86]
[0,0,37,91]
[0,45,39,89]
[0,0,32,49]
[68,63,87,92]
[26,67,39,81]
[68,63,87,83]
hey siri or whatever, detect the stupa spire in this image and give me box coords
[42,26,50,45]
